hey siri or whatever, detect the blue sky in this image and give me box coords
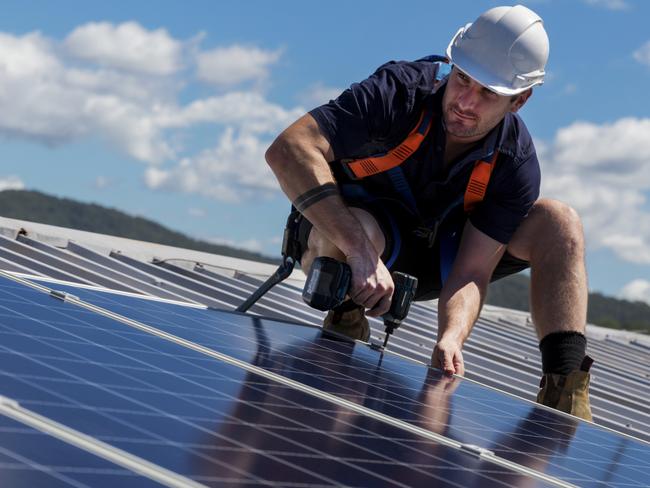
[1,0,649,303]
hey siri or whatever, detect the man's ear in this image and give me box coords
[510,88,533,112]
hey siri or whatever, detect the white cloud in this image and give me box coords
[0,176,25,191]
[64,21,182,76]
[196,45,281,87]
[144,127,280,203]
[298,82,343,108]
[94,176,111,189]
[187,207,206,218]
[619,279,650,305]
[583,0,630,10]
[0,23,301,204]
[208,236,264,253]
[0,29,178,162]
[539,117,650,264]
[172,91,303,132]
[0,24,299,175]
[633,40,650,67]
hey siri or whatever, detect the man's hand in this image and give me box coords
[346,253,394,317]
[432,338,465,376]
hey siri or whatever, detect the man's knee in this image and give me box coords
[535,199,584,252]
[300,207,386,271]
[509,199,584,261]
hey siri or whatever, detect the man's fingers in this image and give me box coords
[350,287,373,306]
[454,352,465,376]
[366,293,392,317]
[443,350,456,376]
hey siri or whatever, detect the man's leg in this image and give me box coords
[506,198,593,420]
[300,208,387,341]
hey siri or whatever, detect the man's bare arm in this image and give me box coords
[433,221,506,375]
[265,113,394,314]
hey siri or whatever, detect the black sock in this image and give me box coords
[539,331,587,375]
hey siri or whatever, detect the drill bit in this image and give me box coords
[382,331,390,349]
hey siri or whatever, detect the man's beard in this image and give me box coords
[443,105,484,138]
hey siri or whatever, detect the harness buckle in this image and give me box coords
[339,159,361,181]
[413,220,440,248]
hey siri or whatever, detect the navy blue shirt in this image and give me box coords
[310,59,540,244]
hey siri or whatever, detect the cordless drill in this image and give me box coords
[302,257,418,348]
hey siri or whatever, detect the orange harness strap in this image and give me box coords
[463,150,499,213]
[344,108,434,179]
[342,107,499,214]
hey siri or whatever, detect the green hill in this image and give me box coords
[0,189,279,265]
[1,189,648,333]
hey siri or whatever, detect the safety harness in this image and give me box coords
[339,103,499,285]
[341,104,498,215]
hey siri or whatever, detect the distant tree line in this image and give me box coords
[0,190,279,264]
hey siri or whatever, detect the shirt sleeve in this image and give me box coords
[309,61,433,159]
[469,151,541,245]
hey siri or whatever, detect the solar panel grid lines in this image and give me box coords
[0,276,572,486]
[0,337,340,486]
[110,251,304,319]
[64,242,204,305]
[0,246,90,285]
[16,235,189,301]
[463,333,650,413]
[155,260,327,325]
[154,276,644,448]
[29,278,650,485]
[331,312,649,423]
[7,236,644,396]
[628,339,650,353]
[383,322,650,437]
[419,316,650,411]
[0,395,205,488]
[0,311,418,488]
[0,277,564,487]
[227,271,650,440]
[0,236,142,295]
[0,416,162,488]
[187,265,328,324]
[475,315,650,379]
[1,237,643,488]
[0,256,40,276]
[10,278,650,484]
[408,309,650,399]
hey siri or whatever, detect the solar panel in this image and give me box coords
[0,274,565,487]
[228,272,650,439]
[2,274,649,487]
[0,414,161,488]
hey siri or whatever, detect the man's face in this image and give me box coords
[442,66,529,143]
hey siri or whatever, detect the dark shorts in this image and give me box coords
[296,199,529,301]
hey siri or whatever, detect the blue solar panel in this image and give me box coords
[0,415,159,488]
[14,276,650,487]
[0,275,563,487]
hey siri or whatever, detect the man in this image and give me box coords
[266,5,593,420]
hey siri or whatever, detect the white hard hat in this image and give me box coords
[446,5,549,96]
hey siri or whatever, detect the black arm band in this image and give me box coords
[293,183,339,213]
